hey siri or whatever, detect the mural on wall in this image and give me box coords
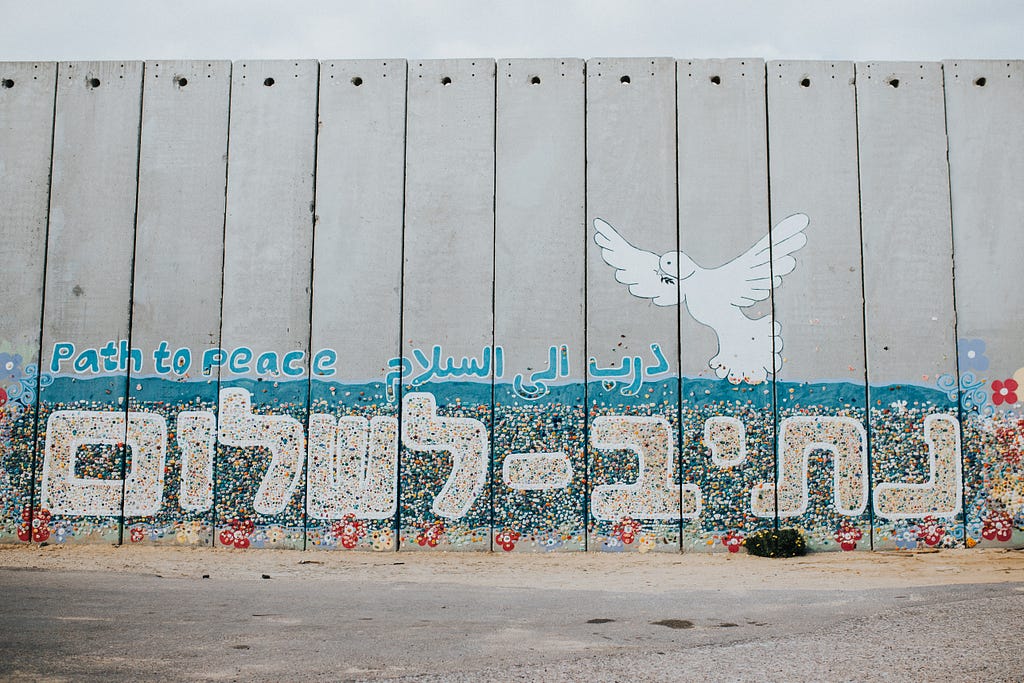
[943,343,1024,549]
[593,213,808,385]
[0,353,50,543]
[26,350,977,552]
[2,58,1022,554]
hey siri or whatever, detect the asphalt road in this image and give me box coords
[1,565,1022,682]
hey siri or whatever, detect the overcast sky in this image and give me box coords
[1,0,1022,62]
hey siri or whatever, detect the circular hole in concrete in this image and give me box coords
[620,75,630,84]
[975,77,987,86]
[530,75,540,85]
[1,79,13,89]
[176,76,188,87]
[800,77,810,87]
[888,78,900,88]
[441,76,452,85]
[88,77,101,88]
[264,77,275,87]
[351,76,363,86]
[710,75,721,85]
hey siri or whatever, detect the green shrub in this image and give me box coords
[744,528,807,558]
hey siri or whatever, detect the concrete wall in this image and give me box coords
[1,59,1021,553]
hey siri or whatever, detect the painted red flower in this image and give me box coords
[914,516,945,547]
[982,510,1014,543]
[721,531,744,553]
[495,528,521,552]
[834,523,863,551]
[219,518,254,549]
[415,520,445,548]
[16,507,32,542]
[129,526,146,543]
[0,387,7,407]
[332,514,367,549]
[612,517,642,545]
[17,507,51,543]
[992,379,1019,406]
[994,420,1024,467]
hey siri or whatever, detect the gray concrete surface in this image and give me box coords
[402,58,496,361]
[0,61,54,366]
[856,62,957,387]
[312,59,406,384]
[1,566,1021,682]
[767,60,864,386]
[220,59,317,376]
[495,57,585,380]
[131,60,230,378]
[41,60,142,367]
[947,60,1024,368]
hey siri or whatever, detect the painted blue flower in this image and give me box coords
[248,530,266,548]
[319,524,339,548]
[52,521,72,544]
[957,339,989,372]
[0,353,22,391]
[539,536,564,552]
[892,525,918,550]
[601,537,625,552]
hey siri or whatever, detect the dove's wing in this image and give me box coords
[593,218,679,306]
[711,213,809,308]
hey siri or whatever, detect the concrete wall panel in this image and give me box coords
[677,59,774,552]
[944,60,1024,549]
[7,56,1020,556]
[400,59,495,551]
[857,62,961,550]
[767,61,870,550]
[0,62,56,544]
[35,61,143,544]
[307,59,406,552]
[494,58,586,552]
[216,60,318,551]
[124,60,231,547]
[586,57,681,552]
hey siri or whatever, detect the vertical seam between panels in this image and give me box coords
[120,62,146,545]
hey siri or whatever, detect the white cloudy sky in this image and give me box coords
[1,0,1022,62]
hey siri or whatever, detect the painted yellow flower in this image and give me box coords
[175,520,204,545]
[371,530,393,551]
[637,534,656,554]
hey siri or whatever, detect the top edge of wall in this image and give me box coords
[5,58,1024,66]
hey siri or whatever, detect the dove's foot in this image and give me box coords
[708,320,782,385]
[710,356,769,385]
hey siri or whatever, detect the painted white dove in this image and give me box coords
[593,213,809,384]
